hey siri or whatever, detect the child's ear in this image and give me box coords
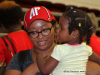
[72,30,79,38]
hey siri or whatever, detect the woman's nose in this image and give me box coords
[38,32,44,39]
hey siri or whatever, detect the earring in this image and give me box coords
[73,36,75,38]
[54,32,58,44]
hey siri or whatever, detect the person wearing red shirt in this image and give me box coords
[87,12,100,56]
[0,1,33,66]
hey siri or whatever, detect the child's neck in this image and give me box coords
[66,43,82,47]
[65,42,80,45]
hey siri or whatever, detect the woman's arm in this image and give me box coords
[21,63,39,75]
[36,54,59,75]
[5,63,39,75]
[86,60,100,75]
[5,50,40,75]
[4,69,21,75]
[89,52,100,64]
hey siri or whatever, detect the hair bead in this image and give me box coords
[71,7,73,10]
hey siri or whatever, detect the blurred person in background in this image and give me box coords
[87,12,100,56]
[0,1,33,66]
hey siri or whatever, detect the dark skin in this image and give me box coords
[86,60,100,75]
[37,54,59,74]
[36,16,100,75]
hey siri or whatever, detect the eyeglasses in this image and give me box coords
[28,26,52,39]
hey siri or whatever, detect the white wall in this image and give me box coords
[37,0,100,10]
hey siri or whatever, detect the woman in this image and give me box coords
[5,6,100,75]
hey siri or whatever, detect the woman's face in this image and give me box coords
[28,20,55,51]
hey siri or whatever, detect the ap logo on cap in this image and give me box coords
[24,6,55,30]
[30,7,40,19]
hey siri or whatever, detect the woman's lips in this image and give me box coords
[38,41,46,46]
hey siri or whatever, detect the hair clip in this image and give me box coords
[89,26,93,30]
[71,7,73,10]
[73,11,76,13]
[79,23,81,27]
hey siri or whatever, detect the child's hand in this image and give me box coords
[37,53,47,59]
[42,53,50,61]
[42,53,48,59]
[37,53,50,62]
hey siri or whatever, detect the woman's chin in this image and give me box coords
[58,40,63,44]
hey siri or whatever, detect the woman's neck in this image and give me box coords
[33,43,56,55]
[7,24,23,33]
[32,43,56,62]
[12,28,23,32]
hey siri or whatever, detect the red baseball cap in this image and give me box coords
[24,6,56,30]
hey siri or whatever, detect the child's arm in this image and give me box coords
[89,52,100,64]
[36,54,59,75]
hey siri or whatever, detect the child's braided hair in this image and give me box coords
[62,7,93,44]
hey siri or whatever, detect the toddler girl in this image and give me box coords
[36,7,100,75]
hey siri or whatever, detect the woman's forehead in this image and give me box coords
[29,24,49,29]
[28,20,52,29]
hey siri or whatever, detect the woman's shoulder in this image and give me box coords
[18,50,31,55]
[18,50,31,62]
[6,49,33,72]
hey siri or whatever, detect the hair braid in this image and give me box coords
[86,29,93,44]
[85,15,93,44]
[79,27,84,44]
[68,16,75,34]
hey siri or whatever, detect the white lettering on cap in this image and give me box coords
[30,7,40,19]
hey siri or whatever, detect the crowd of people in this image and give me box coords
[0,0,100,75]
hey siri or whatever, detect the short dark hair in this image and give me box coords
[62,7,93,44]
[51,19,57,27]
[0,1,23,29]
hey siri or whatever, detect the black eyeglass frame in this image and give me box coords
[28,26,52,39]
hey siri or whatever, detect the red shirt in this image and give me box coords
[89,36,100,56]
[0,31,33,66]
